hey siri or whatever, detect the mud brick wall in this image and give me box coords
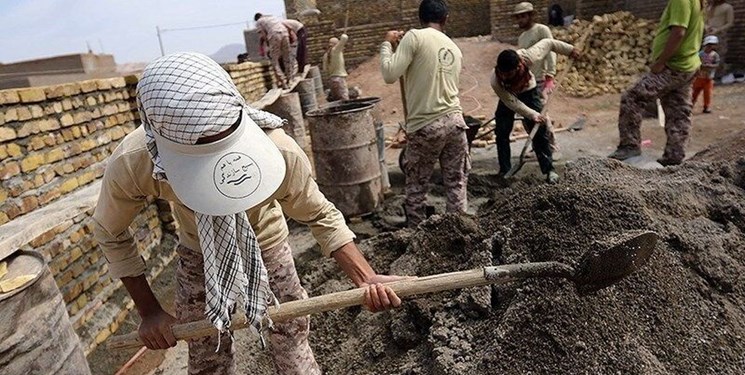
[295,0,491,69]
[0,77,176,353]
[0,62,276,354]
[223,60,276,102]
[0,78,138,224]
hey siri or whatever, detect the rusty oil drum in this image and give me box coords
[306,101,383,217]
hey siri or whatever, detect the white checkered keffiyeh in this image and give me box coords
[136,52,284,343]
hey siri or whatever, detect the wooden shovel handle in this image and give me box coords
[108,262,570,350]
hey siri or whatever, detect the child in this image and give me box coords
[692,35,721,114]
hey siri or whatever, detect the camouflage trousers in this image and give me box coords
[328,76,349,101]
[617,68,695,162]
[268,32,296,86]
[175,241,320,375]
[403,112,470,227]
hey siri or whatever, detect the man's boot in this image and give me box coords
[608,147,641,161]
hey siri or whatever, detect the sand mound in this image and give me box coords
[298,155,745,374]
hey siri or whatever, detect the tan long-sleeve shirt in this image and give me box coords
[92,126,355,279]
[380,27,463,134]
[518,23,557,80]
[323,34,348,77]
[490,39,574,119]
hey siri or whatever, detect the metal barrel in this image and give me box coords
[266,92,307,149]
[295,78,318,115]
[306,102,383,217]
[320,97,390,191]
[308,66,324,99]
[0,251,91,375]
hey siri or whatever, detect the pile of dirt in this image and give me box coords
[692,128,745,163]
[298,154,745,373]
[553,12,657,97]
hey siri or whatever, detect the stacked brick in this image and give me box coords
[223,60,276,102]
[0,59,276,354]
[0,77,138,225]
[564,0,744,69]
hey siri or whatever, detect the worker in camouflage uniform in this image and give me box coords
[609,0,704,166]
[380,0,469,227]
[255,13,296,88]
[92,53,404,375]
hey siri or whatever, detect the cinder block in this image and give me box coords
[60,177,80,193]
[20,153,45,172]
[17,88,46,103]
[16,120,40,137]
[39,118,61,132]
[0,126,17,142]
[0,90,21,105]
[3,143,22,159]
[79,80,98,93]
[96,79,112,90]
[30,105,44,118]
[0,162,21,180]
[45,148,65,163]
[17,106,32,121]
[109,77,127,88]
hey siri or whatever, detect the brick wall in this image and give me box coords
[0,62,276,353]
[294,0,491,68]
[0,78,138,224]
[223,60,276,102]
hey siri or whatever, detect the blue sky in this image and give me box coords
[0,0,286,64]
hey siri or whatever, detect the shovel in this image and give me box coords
[108,230,657,350]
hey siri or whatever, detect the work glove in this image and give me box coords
[543,76,555,94]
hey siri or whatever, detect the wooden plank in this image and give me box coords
[0,181,101,262]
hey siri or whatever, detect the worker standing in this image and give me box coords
[323,34,350,101]
[705,0,734,75]
[490,39,581,184]
[609,0,704,166]
[692,36,720,113]
[283,19,308,72]
[92,53,404,375]
[255,13,296,89]
[380,0,469,227]
[513,1,560,154]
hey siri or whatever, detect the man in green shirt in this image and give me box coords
[609,0,704,166]
[380,0,469,227]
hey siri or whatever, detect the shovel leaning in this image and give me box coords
[108,231,658,350]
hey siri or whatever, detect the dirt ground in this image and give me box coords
[94,36,745,374]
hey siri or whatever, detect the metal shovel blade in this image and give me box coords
[573,231,658,295]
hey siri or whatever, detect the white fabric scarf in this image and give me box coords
[136,52,285,342]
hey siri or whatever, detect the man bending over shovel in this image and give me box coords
[92,53,404,375]
[490,39,581,184]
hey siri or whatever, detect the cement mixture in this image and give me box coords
[290,138,745,374]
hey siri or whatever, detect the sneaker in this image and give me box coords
[546,171,560,184]
[657,157,682,166]
[608,147,641,160]
[703,108,712,114]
